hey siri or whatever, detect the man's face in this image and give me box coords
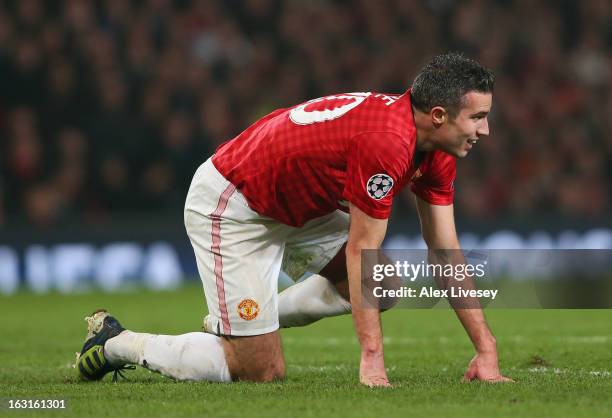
[433,92,492,158]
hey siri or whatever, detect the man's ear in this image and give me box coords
[430,106,447,127]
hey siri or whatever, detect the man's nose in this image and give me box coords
[477,118,489,136]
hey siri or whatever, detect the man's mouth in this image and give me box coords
[467,138,478,145]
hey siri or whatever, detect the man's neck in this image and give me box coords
[412,107,437,152]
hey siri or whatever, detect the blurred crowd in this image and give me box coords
[0,0,610,228]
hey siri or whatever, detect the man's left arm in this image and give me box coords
[416,196,513,382]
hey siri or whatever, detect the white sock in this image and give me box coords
[278,274,351,328]
[105,331,231,382]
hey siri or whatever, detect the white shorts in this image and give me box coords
[184,158,349,336]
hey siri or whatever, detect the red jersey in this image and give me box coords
[212,91,456,227]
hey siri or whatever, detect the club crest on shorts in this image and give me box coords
[366,174,394,200]
[237,299,259,321]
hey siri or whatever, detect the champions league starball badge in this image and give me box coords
[366,174,394,200]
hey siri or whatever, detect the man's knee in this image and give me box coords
[221,331,285,382]
[256,360,285,382]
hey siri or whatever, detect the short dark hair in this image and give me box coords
[411,53,495,117]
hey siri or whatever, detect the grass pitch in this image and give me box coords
[1,284,611,418]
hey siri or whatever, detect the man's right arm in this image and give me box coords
[346,203,390,387]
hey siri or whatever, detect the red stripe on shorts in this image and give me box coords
[210,183,236,335]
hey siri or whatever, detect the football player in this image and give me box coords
[76,53,512,386]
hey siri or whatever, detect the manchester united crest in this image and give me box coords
[237,299,259,321]
[410,168,423,181]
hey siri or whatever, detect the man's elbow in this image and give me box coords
[422,234,461,250]
[345,239,382,258]
[421,232,434,249]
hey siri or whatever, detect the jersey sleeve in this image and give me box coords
[410,151,456,205]
[342,132,410,219]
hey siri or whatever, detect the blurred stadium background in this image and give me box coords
[0,0,611,294]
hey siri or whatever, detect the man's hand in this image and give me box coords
[359,351,391,387]
[463,350,514,382]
